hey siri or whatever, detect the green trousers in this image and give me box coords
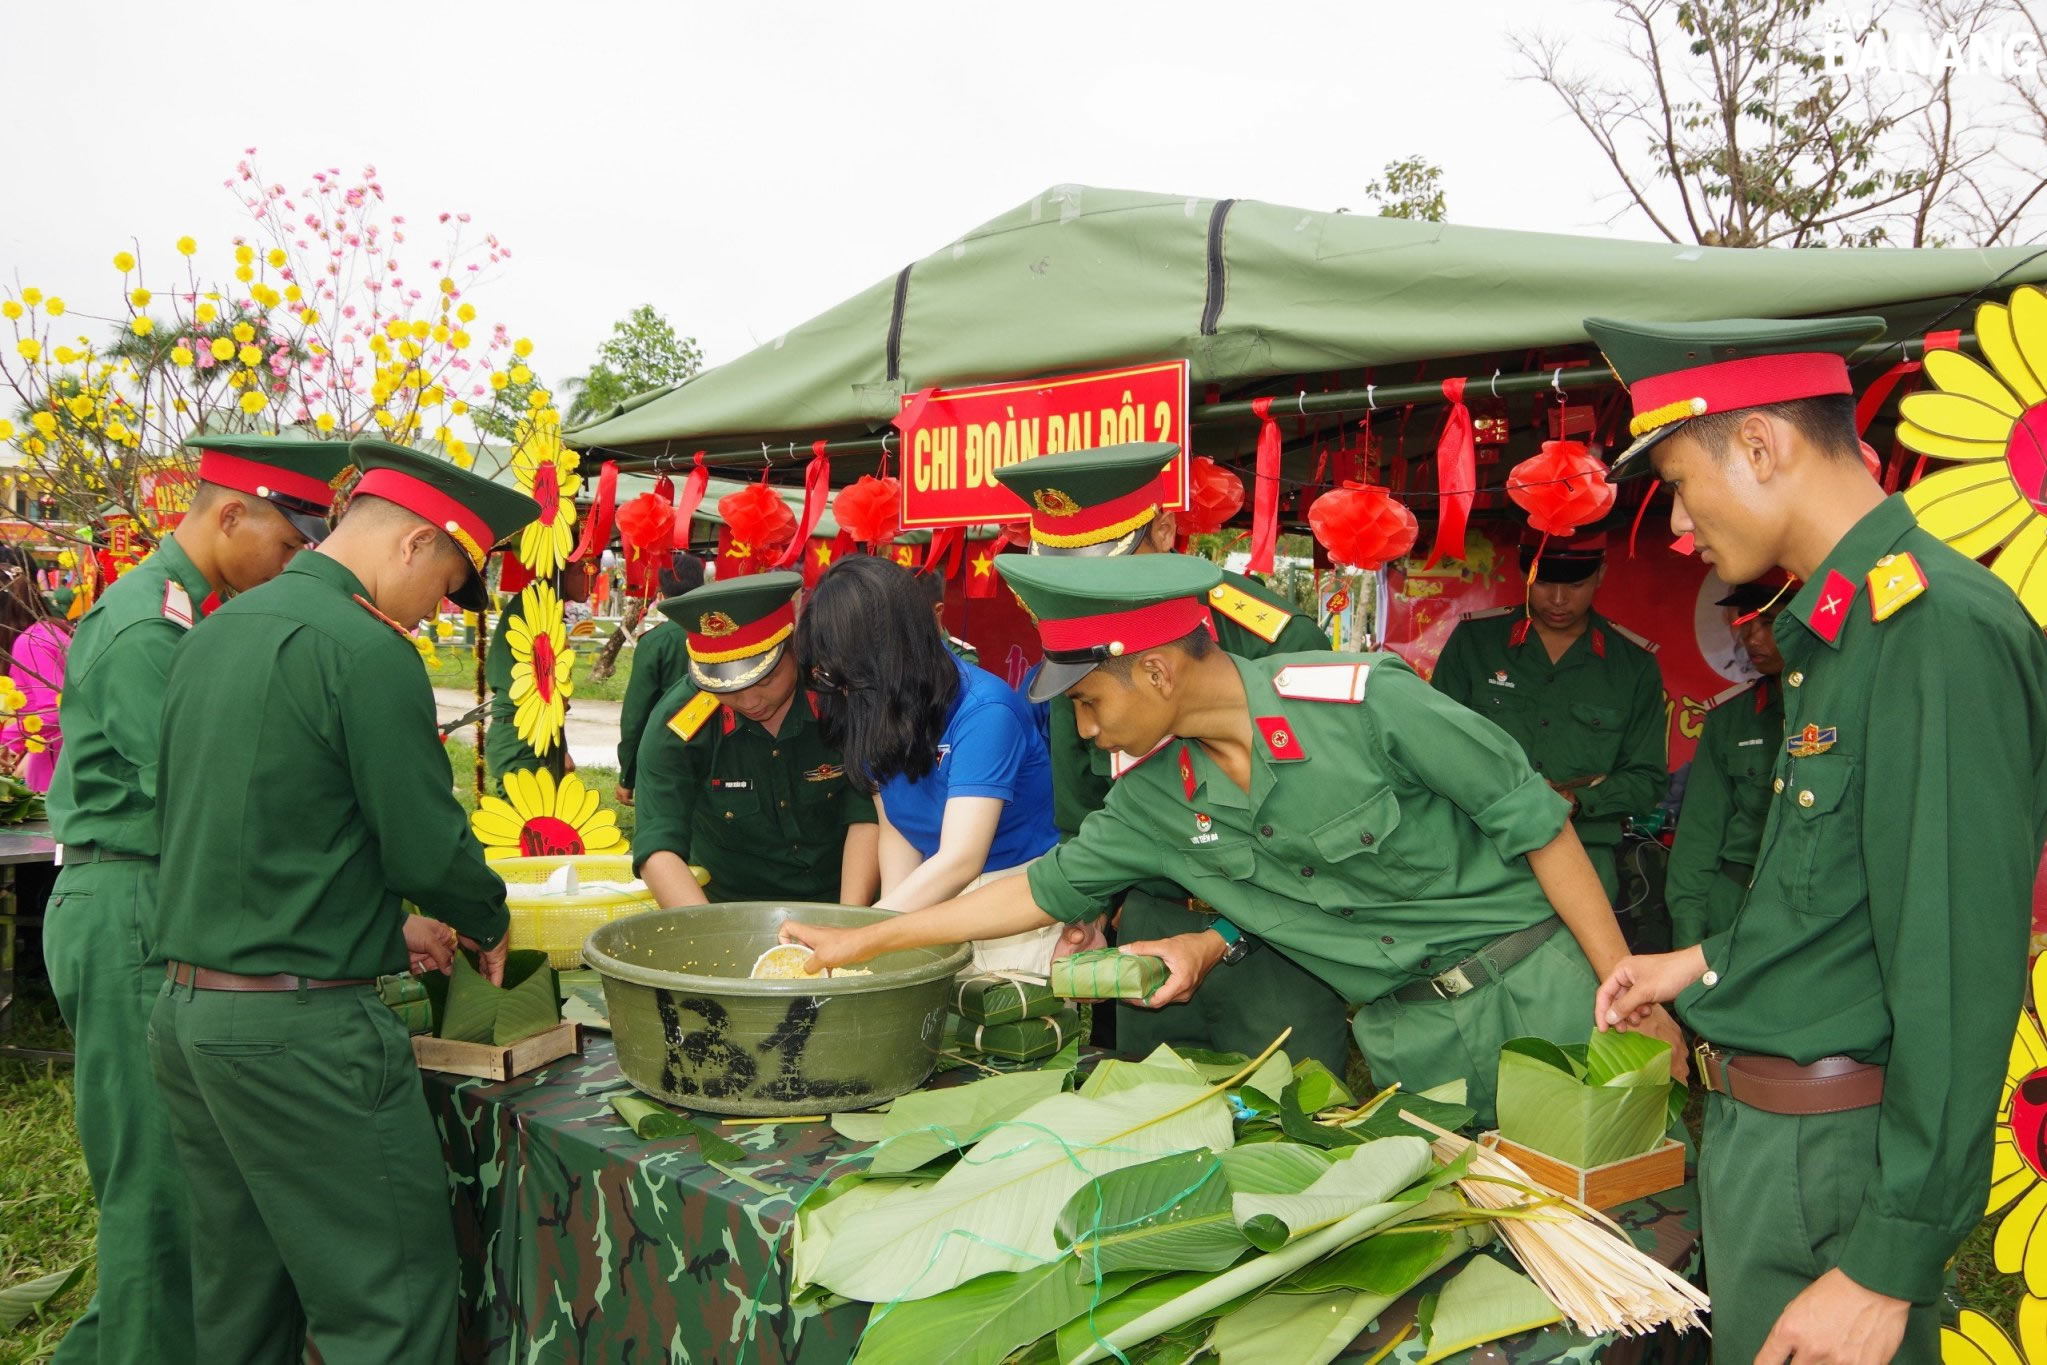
[1350,931,1597,1127]
[42,858,195,1365]
[148,980,459,1365]
[1699,1096,1939,1362]
[1115,890,1353,1075]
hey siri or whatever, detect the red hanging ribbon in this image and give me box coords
[1423,378,1475,570]
[922,525,967,579]
[1854,330,1962,434]
[568,459,618,563]
[1248,396,1281,574]
[672,451,711,535]
[773,440,833,568]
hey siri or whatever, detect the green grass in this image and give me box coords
[421,633,635,703]
[0,993,96,1364]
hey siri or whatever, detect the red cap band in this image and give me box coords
[354,467,493,569]
[1028,477,1163,549]
[1037,597,1214,656]
[1631,352,1852,422]
[687,600,796,663]
[196,449,336,509]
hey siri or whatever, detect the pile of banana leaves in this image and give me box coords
[0,774,44,827]
[790,1038,1575,1364]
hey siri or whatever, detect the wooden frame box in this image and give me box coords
[412,1022,582,1081]
[1481,1132,1686,1210]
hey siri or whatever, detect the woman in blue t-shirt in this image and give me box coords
[796,556,1057,915]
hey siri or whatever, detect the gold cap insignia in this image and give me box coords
[698,610,739,637]
[329,464,359,492]
[1033,488,1081,518]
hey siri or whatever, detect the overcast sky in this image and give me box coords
[3,0,2020,388]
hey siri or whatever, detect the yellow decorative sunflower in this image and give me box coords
[511,422,581,576]
[469,768,623,861]
[1899,287,2047,623]
[508,584,574,756]
[1989,952,2047,1295]
[1943,1303,2047,1364]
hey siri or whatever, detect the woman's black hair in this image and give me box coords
[795,555,960,794]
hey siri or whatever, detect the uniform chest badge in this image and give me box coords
[1191,812,1218,845]
[803,763,845,783]
[1786,723,1838,758]
[1488,670,1515,688]
[1255,715,1307,761]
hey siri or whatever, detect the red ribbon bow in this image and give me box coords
[1248,397,1282,574]
[1423,378,1475,570]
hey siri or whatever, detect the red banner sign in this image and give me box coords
[896,360,1191,529]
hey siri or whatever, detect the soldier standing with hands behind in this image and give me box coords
[148,441,539,1365]
[1588,315,2047,1362]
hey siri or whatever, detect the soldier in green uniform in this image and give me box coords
[614,551,704,805]
[147,440,537,1365]
[1665,578,1788,947]
[782,553,1684,1123]
[43,432,351,1365]
[484,554,589,791]
[990,444,1353,1074]
[1432,531,1669,903]
[632,570,880,909]
[1589,316,2047,1363]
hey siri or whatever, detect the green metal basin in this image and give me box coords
[583,903,970,1117]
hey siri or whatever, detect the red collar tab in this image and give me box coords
[1806,570,1857,645]
[1591,627,1607,659]
[1178,743,1196,801]
[195,448,338,511]
[1508,618,1532,648]
[1755,679,1771,713]
[721,707,738,735]
[353,467,491,569]
[1037,598,1215,661]
[806,690,821,720]
[1629,352,1854,432]
[1255,715,1307,761]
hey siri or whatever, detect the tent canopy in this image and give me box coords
[566,184,2047,464]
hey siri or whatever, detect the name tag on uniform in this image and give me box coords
[1737,738,1764,747]
[1487,671,1515,689]
[713,779,750,790]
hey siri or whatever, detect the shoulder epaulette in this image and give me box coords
[1109,735,1174,779]
[1603,619,1661,655]
[162,581,195,628]
[1704,680,1754,711]
[1206,583,1292,644]
[666,690,721,743]
[1271,662,1371,703]
[1459,604,1518,623]
[1867,552,1928,622]
[350,593,408,636]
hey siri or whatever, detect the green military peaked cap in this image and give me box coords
[998,552,1223,701]
[992,441,1179,556]
[348,437,542,611]
[660,569,802,693]
[179,431,358,545]
[1585,314,1888,479]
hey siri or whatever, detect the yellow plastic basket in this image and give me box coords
[490,855,704,968]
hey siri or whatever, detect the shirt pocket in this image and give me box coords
[1765,755,1865,917]
[1174,837,1257,902]
[1306,786,1442,906]
[1568,701,1627,771]
[708,776,762,823]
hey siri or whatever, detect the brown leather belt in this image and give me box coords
[1694,1042,1884,1115]
[166,961,373,993]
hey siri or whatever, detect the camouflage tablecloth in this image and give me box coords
[423,1037,1702,1364]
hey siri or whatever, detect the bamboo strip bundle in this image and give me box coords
[1402,1111,1711,1337]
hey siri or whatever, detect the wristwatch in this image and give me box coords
[1211,916,1260,966]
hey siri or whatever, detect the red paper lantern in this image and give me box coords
[1177,457,1245,537]
[1307,482,1418,570]
[719,483,796,562]
[832,475,901,545]
[1506,440,1616,537]
[615,491,677,596]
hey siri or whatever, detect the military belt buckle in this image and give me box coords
[1695,1041,1726,1094]
[1429,965,1477,1000]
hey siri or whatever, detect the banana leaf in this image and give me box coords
[1494,1030,1673,1167]
[1275,1082,1365,1150]
[808,1077,1236,1303]
[866,1070,1071,1175]
[830,1111,898,1143]
[1343,1091,1476,1143]
[1052,1270,1258,1363]
[852,1262,1148,1365]
[608,1095,745,1163]
[1276,1197,1471,1294]
[1285,1059,1354,1114]
[0,1262,86,1330]
[1232,1137,1432,1251]
[1216,1143,1339,1195]
[1415,1254,1562,1365]
[794,1173,936,1291]
[1209,1288,1383,1365]
[1055,1150,1251,1274]
[1217,1225,1487,1365]
[1078,1046,1208,1099]
[438,949,558,1045]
